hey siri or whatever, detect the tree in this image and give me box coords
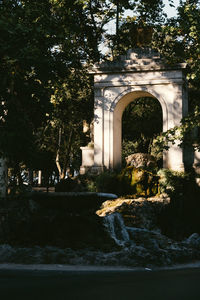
[0,0,55,184]
[105,0,200,162]
[152,0,200,99]
[0,0,104,184]
[151,0,200,153]
[105,0,173,57]
[36,68,93,179]
[0,0,186,190]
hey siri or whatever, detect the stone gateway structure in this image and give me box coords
[80,49,189,174]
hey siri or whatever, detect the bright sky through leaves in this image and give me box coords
[107,0,180,34]
[100,0,180,53]
[164,0,179,18]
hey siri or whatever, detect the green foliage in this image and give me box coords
[151,107,200,155]
[152,0,200,112]
[76,171,129,195]
[77,174,97,192]
[109,0,200,156]
[157,168,200,240]
[122,97,163,164]
[122,140,142,163]
[2,0,200,185]
[122,97,162,143]
[105,0,167,57]
[36,68,93,178]
[0,0,54,168]
[158,169,189,196]
[95,170,122,194]
[0,0,103,181]
[93,166,159,197]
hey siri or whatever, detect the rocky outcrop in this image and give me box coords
[96,197,200,266]
[119,167,159,197]
[0,194,118,251]
[0,230,199,267]
[97,196,170,231]
[125,153,157,169]
[119,153,159,197]
[1,194,200,267]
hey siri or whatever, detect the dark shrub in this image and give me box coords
[55,178,78,192]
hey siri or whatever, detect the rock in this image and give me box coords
[104,213,131,247]
[184,233,200,248]
[120,153,159,197]
[125,153,157,169]
[119,166,159,197]
[97,197,169,231]
[2,193,200,267]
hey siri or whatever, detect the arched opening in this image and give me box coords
[112,90,166,170]
[122,96,163,167]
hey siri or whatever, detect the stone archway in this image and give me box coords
[112,89,165,169]
[80,49,188,174]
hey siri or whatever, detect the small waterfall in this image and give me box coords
[126,226,150,239]
[104,213,131,246]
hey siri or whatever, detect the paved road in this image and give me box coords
[0,267,200,300]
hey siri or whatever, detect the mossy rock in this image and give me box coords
[119,166,159,197]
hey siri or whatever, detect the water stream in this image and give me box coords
[103,212,132,246]
[103,212,161,247]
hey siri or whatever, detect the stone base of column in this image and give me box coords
[80,146,95,175]
[90,166,105,175]
[80,166,92,175]
[80,165,105,175]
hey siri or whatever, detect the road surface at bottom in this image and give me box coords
[0,265,200,300]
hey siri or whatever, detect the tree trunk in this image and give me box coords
[28,169,33,186]
[56,127,63,179]
[56,127,74,181]
[0,158,7,198]
[14,163,23,186]
[116,0,119,37]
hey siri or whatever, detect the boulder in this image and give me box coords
[97,197,169,231]
[125,153,157,169]
[184,233,200,248]
[120,166,159,197]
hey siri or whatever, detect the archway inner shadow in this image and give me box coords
[122,96,163,167]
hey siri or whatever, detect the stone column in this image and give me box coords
[93,88,105,173]
[163,83,187,171]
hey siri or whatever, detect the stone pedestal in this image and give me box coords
[80,146,94,175]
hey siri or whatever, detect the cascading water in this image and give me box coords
[103,212,132,246]
[103,212,158,247]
